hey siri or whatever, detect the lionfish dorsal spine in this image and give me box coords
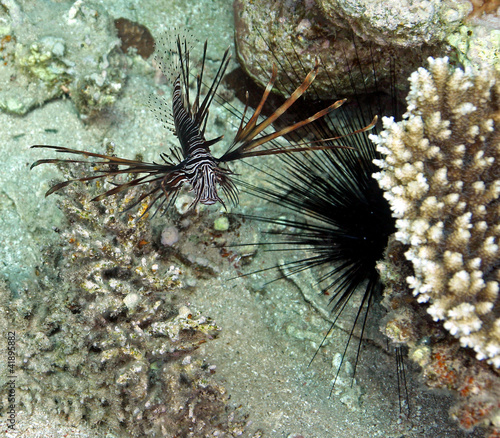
[172,76,207,156]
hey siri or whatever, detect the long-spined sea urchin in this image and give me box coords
[234,34,398,397]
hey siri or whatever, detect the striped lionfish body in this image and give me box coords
[31,35,376,216]
[170,75,234,207]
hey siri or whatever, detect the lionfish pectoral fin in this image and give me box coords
[236,91,250,136]
[30,144,177,209]
[44,180,75,196]
[226,98,347,158]
[232,64,278,146]
[237,114,379,158]
[245,59,320,136]
[220,60,339,163]
[91,174,153,201]
[30,145,156,167]
[219,56,378,162]
[159,171,186,199]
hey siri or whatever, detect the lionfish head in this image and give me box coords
[185,160,237,209]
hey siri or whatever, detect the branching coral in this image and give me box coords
[371,57,500,368]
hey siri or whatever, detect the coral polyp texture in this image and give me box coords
[371,57,500,368]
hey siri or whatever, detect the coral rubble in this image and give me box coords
[0,0,126,118]
[371,57,500,368]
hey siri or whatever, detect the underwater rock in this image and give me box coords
[317,0,470,47]
[233,0,450,99]
[447,6,500,71]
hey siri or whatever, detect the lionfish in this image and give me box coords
[31,36,377,215]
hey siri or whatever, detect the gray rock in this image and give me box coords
[233,0,461,99]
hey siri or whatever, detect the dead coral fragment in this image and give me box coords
[371,57,500,368]
[0,161,251,436]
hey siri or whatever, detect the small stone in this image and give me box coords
[185,277,197,288]
[161,226,179,246]
[214,216,229,231]
[344,360,354,378]
[123,292,140,310]
[175,194,195,215]
[444,9,460,23]
[332,353,343,370]
[410,345,431,367]
[178,305,191,318]
[3,97,25,114]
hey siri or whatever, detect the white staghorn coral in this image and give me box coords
[370,57,500,367]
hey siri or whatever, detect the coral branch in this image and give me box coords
[371,57,500,368]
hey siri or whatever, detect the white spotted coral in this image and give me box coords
[370,57,500,367]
